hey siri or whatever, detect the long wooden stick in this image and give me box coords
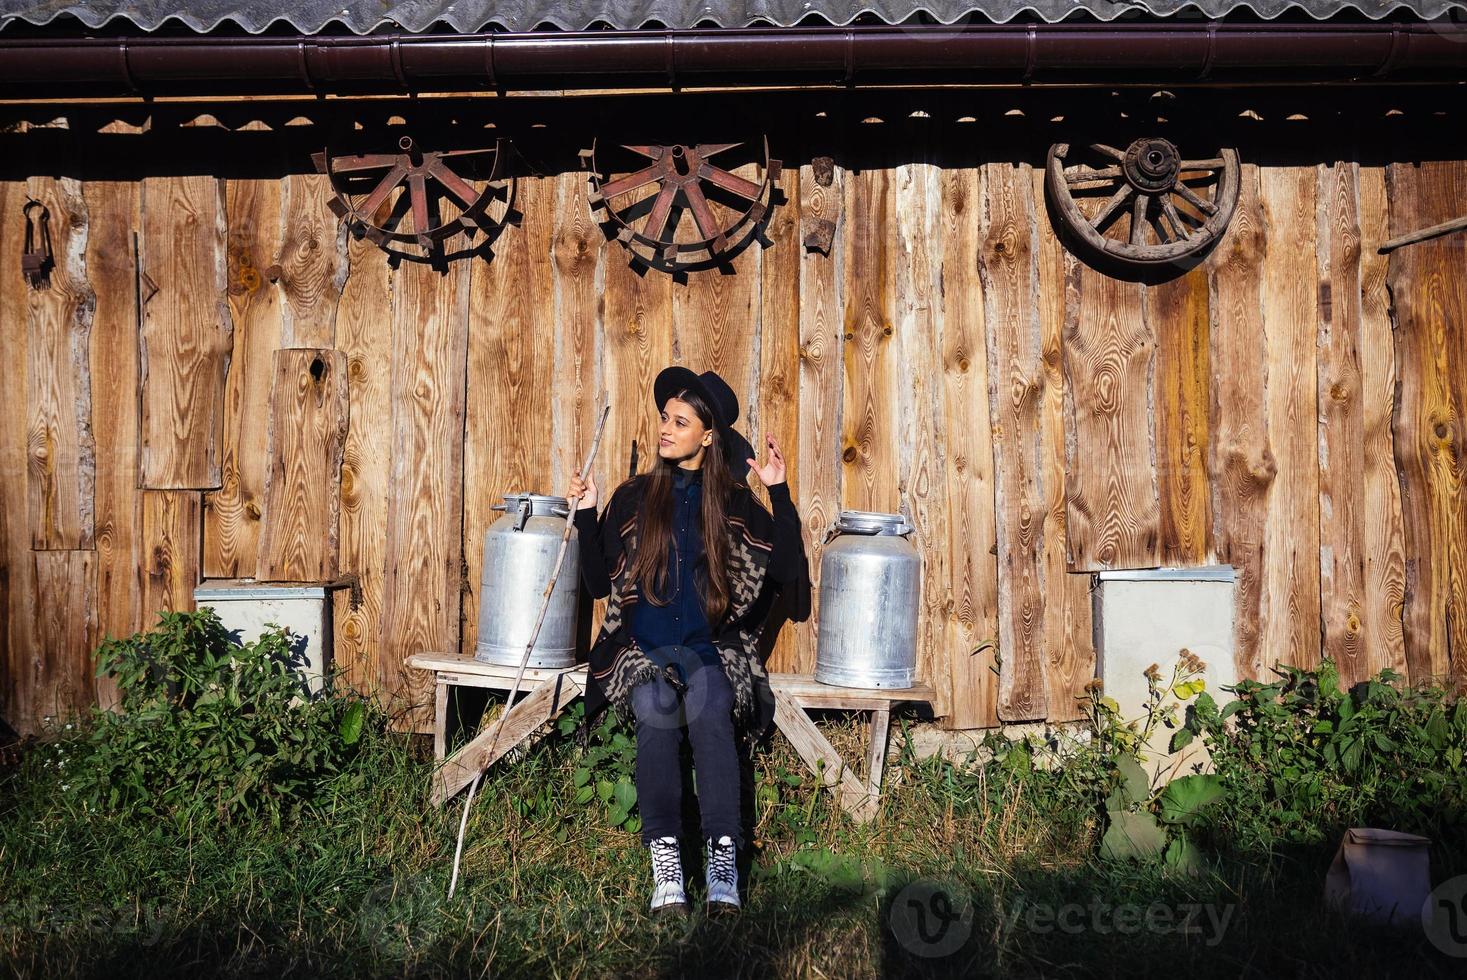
[448,393,612,898]
[1379,213,1467,254]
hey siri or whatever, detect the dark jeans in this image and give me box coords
[629,661,743,849]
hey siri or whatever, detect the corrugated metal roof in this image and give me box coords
[2,1,1465,35]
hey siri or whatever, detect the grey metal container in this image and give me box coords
[474,493,580,669]
[814,509,920,689]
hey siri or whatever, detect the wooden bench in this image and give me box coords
[407,652,935,822]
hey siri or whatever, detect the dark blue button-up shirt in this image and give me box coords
[628,465,722,678]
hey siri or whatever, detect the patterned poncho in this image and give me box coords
[573,471,809,748]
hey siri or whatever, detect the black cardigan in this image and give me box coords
[571,471,812,729]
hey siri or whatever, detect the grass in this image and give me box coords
[1,706,1463,979]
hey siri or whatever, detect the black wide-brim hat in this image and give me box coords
[653,365,756,475]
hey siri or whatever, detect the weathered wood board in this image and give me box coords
[1209,163,1274,682]
[756,162,804,674]
[840,164,899,516]
[1,180,41,730]
[1034,167,1096,724]
[981,161,1050,722]
[1387,159,1467,689]
[1356,166,1408,681]
[1259,165,1322,674]
[794,153,846,679]
[893,131,952,721]
[1317,160,1370,684]
[85,181,143,709]
[204,177,283,578]
[26,176,96,551]
[29,550,98,727]
[1150,265,1213,567]
[550,172,607,639]
[141,490,202,621]
[380,255,472,732]
[1063,257,1160,572]
[255,348,348,582]
[938,163,1000,730]
[276,174,347,349]
[332,230,395,694]
[140,176,232,490]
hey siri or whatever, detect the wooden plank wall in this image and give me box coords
[2,102,1465,739]
[1388,159,1467,689]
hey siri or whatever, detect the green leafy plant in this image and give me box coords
[559,701,641,833]
[1083,651,1223,870]
[54,610,380,827]
[1174,658,1467,849]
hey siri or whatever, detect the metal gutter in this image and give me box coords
[1,23,1465,95]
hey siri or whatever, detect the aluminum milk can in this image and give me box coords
[474,493,580,669]
[814,510,920,688]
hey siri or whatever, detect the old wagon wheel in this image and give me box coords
[584,139,781,269]
[1046,139,1239,268]
[311,136,515,251]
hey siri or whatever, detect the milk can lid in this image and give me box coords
[494,493,572,517]
[834,509,914,536]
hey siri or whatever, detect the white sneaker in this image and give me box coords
[704,835,741,912]
[648,836,687,914]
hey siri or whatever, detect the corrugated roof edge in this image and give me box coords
[4,1,1467,37]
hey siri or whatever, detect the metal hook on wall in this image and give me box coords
[21,198,53,288]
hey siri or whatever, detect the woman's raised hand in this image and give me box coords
[746,434,787,488]
[568,470,598,511]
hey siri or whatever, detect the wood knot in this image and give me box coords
[265,264,283,283]
[1253,449,1279,485]
[843,331,854,341]
[309,357,326,382]
[882,325,893,338]
[1329,382,1348,402]
[842,446,858,463]
[245,501,262,520]
[958,357,970,373]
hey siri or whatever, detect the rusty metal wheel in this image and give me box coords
[584,139,781,269]
[311,136,515,252]
[1046,139,1239,268]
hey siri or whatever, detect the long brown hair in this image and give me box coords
[625,387,742,626]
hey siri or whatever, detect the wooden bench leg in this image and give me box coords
[772,691,877,822]
[430,672,583,806]
[866,706,891,798]
[434,679,449,762]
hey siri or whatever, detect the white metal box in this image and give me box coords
[193,581,332,695]
[1092,566,1237,779]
